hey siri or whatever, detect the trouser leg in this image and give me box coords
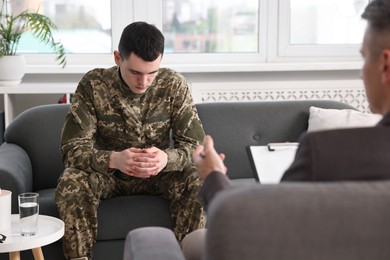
[55,166,205,259]
[116,166,206,241]
[166,167,206,241]
[124,167,206,241]
[54,168,116,260]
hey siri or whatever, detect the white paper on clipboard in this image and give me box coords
[247,144,298,184]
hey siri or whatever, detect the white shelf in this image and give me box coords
[0,83,76,127]
[0,83,76,94]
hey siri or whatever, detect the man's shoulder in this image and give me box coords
[151,68,190,96]
[308,125,387,138]
[305,125,390,150]
[158,67,179,75]
[78,66,118,93]
[83,66,117,80]
[157,68,186,82]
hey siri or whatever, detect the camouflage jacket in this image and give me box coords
[61,66,205,174]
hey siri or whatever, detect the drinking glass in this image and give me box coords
[18,193,39,236]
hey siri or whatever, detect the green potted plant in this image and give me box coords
[0,0,66,85]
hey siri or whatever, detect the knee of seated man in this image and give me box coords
[181,166,202,187]
[55,168,93,201]
[181,228,207,260]
[164,167,202,189]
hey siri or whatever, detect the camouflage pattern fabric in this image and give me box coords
[55,66,206,259]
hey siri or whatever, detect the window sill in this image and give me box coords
[25,61,362,75]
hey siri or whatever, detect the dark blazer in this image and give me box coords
[200,112,390,209]
[282,112,390,181]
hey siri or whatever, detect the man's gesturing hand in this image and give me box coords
[193,135,227,180]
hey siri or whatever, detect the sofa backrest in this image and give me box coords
[206,181,390,260]
[4,104,70,191]
[195,100,354,180]
[3,100,354,190]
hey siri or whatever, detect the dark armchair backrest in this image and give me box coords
[206,181,390,260]
[196,100,355,180]
[4,104,70,191]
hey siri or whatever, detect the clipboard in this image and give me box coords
[247,143,298,184]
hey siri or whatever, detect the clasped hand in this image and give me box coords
[109,147,168,178]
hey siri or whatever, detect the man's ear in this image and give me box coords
[114,51,121,65]
[381,49,390,83]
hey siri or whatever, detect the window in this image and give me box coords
[162,0,259,53]
[16,0,369,73]
[160,0,267,66]
[290,0,367,45]
[14,0,112,54]
[276,0,369,61]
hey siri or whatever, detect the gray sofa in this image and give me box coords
[0,100,353,260]
[125,101,390,260]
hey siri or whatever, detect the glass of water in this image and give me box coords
[18,193,39,236]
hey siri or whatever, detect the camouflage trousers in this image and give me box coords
[54,167,206,260]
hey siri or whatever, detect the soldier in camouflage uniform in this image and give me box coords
[54,22,206,260]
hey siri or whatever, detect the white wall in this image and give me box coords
[0,66,367,125]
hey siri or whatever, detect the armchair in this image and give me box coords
[124,181,390,260]
[0,104,172,260]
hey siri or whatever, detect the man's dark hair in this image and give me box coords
[362,0,390,32]
[361,0,390,56]
[118,21,165,61]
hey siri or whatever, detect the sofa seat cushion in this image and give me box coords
[38,189,173,240]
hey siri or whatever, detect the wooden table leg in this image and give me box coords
[32,247,44,260]
[9,251,20,260]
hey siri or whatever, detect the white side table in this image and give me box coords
[0,215,64,260]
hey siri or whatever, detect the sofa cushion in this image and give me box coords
[97,196,172,240]
[38,188,173,240]
[308,106,382,132]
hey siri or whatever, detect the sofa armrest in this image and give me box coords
[0,143,33,213]
[124,227,185,260]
